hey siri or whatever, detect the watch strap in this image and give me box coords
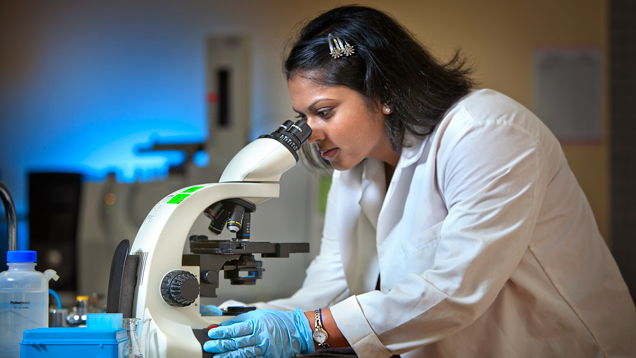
[313,308,331,349]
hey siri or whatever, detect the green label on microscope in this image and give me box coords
[167,194,189,204]
[182,186,204,193]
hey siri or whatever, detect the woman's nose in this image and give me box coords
[305,118,325,143]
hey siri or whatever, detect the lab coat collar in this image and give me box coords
[375,132,430,245]
[398,131,430,169]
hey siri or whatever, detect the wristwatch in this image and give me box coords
[313,309,331,349]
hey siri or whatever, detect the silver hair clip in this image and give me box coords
[328,33,355,59]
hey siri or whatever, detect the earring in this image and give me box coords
[384,106,392,114]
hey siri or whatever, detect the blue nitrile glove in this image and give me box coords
[203,308,315,358]
[201,305,223,316]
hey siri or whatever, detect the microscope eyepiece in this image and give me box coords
[272,120,294,137]
[258,119,312,161]
[288,119,311,143]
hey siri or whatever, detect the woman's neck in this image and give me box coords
[384,161,396,189]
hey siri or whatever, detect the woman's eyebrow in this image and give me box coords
[292,98,332,114]
[292,98,334,114]
[308,98,333,111]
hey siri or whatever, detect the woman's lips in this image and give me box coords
[320,148,338,159]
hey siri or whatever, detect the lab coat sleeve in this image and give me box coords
[253,172,351,311]
[331,111,548,356]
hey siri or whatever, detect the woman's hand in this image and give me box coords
[203,308,315,358]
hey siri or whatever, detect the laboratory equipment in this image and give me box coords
[21,313,127,358]
[123,317,151,358]
[106,119,313,358]
[1,183,59,358]
[0,251,59,357]
[87,312,124,330]
[66,295,90,326]
[0,182,17,251]
[28,172,82,293]
[48,289,68,327]
[76,36,254,304]
[49,308,68,327]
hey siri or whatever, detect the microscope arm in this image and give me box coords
[118,119,312,358]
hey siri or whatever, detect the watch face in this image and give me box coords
[313,330,328,343]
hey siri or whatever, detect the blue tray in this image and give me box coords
[21,327,128,358]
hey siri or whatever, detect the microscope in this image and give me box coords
[106,119,312,358]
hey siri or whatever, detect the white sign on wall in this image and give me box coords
[532,47,603,144]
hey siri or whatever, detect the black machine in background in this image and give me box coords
[29,172,82,292]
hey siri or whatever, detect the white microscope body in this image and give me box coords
[124,120,311,358]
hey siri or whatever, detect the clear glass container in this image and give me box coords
[123,318,151,358]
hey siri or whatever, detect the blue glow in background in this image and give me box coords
[1,2,209,207]
[0,0,302,263]
[0,1,237,255]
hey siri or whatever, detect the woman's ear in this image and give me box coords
[379,100,392,114]
[374,98,391,115]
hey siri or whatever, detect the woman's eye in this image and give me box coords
[317,109,332,118]
[294,113,306,120]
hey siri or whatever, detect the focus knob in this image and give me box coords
[161,270,199,307]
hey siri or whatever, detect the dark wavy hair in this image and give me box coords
[284,5,474,169]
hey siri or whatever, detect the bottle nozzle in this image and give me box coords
[44,269,59,282]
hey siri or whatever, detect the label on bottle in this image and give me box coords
[0,291,47,357]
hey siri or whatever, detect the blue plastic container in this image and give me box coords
[20,327,128,358]
[87,313,124,330]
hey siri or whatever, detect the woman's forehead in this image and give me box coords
[289,78,360,103]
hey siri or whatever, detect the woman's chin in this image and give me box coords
[328,160,344,171]
[329,159,360,172]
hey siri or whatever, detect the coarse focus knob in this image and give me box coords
[161,270,200,307]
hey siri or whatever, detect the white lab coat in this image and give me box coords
[258,89,636,357]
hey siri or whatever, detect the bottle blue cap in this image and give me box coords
[7,250,37,263]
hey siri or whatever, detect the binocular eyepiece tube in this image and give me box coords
[260,119,311,158]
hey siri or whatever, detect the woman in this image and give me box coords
[204,5,636,358]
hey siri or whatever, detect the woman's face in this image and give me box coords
[288,74,398,171]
